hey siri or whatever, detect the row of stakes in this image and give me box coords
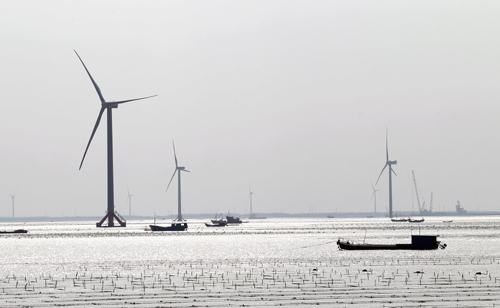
[1,261,499,294]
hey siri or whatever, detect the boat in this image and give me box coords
[205,222,227,227]
[226,215,244,224]
[0,229,28,234]
[337,235,446,250]
[149,223,188,231]
[409,217,425,223]
[391,217,409,222]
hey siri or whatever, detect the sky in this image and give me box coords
[1,1,500,218]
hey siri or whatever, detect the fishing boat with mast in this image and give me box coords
[149,216,188,231]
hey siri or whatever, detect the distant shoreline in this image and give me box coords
[0,211,498,223]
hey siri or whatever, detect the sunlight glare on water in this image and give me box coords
[0,216,499,278]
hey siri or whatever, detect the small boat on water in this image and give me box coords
[149,223,188,231]
[409,217,425,223]
[337,235,446,250]
[391,217,409,222]
[0,229,28,234]
[205,222,227,227]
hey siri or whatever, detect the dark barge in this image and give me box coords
[149,223,188,231]
[337,235,446,250]
[0,229,28,234]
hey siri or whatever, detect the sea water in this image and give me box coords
[0,216,499,307]
[0,216,498,275]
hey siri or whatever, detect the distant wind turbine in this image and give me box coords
[75,50,157,227]
[371,182,380,213]
[375,129,397,218]
[10,193,15,218]
[127,188,133,216]
[249,189,254,215]
[166,141,190,221]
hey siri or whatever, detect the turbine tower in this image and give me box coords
[375,129,397,218]
[371,182,380,213]
[166,141,189,221]
[127,188,133,216]
[75,50,156,227]
[10,193,15,218]
[249,189,254,215]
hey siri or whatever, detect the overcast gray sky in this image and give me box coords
[1,1,499,217]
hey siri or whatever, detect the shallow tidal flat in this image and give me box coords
[1,217,500,307]
[2,256,500,307]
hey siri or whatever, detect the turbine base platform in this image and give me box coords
[96,211,126,227]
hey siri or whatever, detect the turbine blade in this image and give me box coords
[74,50,105,104]
[79,106,105,170]
[184,169,190,173]
[105,95,157,106]
[166,169,177,192]
[391,167,397,176]
[172,140,178,168]
[375,164,388,185]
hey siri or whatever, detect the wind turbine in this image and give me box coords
[166,141,190,221]
[371,182,380,213]
[10,193,15,218]
[127,188,133,216]
[375,129,397,218]
[249,189,254,216]
[75,50,157,227]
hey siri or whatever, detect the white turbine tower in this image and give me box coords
[371,182,380,213]
[10,193,15,218]
[127,188,133,216]
[249,189,254,215]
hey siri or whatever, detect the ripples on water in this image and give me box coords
[0,216,499,277]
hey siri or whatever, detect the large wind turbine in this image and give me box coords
[371,182,380,213]
[166,141,190,221]
[75,50,156,227]
[375,130,397,218]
